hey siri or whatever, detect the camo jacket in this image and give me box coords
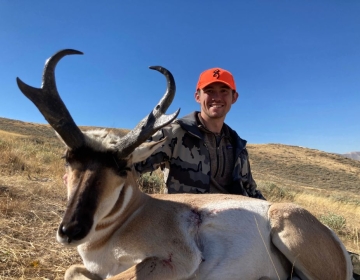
[135,111,265,199]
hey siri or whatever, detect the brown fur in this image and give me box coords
[269,203,348,280]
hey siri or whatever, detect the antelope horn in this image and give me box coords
[117,66,180,158]
[16,49,85,150]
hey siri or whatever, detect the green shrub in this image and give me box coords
[258,181,295,202]
[319,212,346,231]
[137,172,165,194]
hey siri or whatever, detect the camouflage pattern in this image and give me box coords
[349,251,360,279]
[135,112,265,199]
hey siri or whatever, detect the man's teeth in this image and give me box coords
[211,104,222,108]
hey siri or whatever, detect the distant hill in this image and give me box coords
[0,117,129,140]
[246,143,360,195]
[341,151,360,161]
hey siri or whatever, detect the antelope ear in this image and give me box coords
[130,138,167,164]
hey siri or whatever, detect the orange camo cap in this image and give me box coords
[196,67,236,91]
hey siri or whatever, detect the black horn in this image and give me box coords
[116,66,180,158]
[16,49,85,149]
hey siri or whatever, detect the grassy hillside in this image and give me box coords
[248,143,360,194]
[0,117,359,279]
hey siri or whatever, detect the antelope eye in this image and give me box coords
[116,166,131,177]
[61,155,70,167]
[118,170,128,177]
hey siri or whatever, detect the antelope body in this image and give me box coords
[17,49,353,280]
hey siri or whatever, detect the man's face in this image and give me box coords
[195,82,238,120]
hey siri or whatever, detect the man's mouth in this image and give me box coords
[210,104,223,108]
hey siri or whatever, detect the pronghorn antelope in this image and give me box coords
[17,49,353,280]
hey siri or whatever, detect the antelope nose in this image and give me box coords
[59,222,83,243]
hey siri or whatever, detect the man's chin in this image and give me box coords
[208,111,225,119]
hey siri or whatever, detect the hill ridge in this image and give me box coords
[0,117,129,139]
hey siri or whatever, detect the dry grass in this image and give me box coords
[0,179,80,279]
[0,119,359,279]
[0,131,81,279]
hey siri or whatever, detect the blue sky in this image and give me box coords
[0,1,359,154]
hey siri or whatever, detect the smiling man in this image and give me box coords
[135,67,264,199]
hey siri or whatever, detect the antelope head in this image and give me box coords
[17,49,180,246]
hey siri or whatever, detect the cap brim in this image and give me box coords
[198,80,235,91]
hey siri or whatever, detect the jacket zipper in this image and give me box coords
[221,145,226,177]
[214,145,219,178]
[203,142,213,178]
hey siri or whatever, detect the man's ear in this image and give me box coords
[194,91,201,104]
[232,91,239,104]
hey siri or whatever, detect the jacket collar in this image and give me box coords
[176,111,247,151]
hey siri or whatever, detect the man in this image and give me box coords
[135,67,264,199]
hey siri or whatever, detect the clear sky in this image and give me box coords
[0,1,359,154]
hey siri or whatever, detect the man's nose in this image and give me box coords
[211,91,221,99]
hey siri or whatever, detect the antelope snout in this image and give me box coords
[57,220,91,245]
